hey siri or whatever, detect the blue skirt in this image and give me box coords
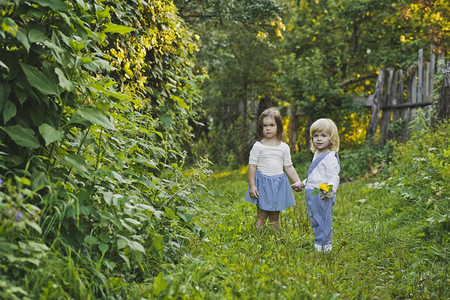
[245,170,296,211]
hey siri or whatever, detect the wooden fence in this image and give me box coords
[364,46,448,144]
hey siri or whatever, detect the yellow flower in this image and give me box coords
[319,182,331,192]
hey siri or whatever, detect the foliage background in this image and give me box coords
[1,0,207,298]
[0,0,448,298]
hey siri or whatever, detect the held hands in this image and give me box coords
[291,181,305,192]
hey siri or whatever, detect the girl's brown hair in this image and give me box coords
[257,107,285,141]
[309,118,340,152]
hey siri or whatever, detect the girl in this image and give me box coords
[245,107,304,231]
[303,118,340,252]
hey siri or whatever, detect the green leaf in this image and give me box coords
[103,23,135,34]
[39,123,64,146]
[19,62,60,96]
[0,60,8,71]
[124,218,141,226]
[98,243,108,253]
[27,241,49,252]
[119,253,130,269]
[104,260,116,271]
[31,170,48,190]
[54,68,74,91]
[20,177,31,185]
[427,213,448,224]
[71,108,116,131]
[84,235,99,245]
[28,28,47,43]
[42,40,65,54]
[117,239,127,250]
[2,100,16,124]
[16,29,30,52]
[26,221,42,234]
[96,7,110,22]
[1,17,18,36]
[69,39,84,52]
[171,95,190,110]
[128,240,145,253]
[99,232,110,243]
[60,154,88,176]
[151,233,163,251]
[30,0,69,11]
[160,115,172,128]
[165,207,178,220]
[0,81,10,110]
[1,124,40,149]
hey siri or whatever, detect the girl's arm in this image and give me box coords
[284,165,304,192]
[248,164,259,198]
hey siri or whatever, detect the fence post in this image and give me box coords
[366,69,385,141]
[429,45,435,100]
[437,62,450,120]
[380,68,394,144]
[418,49,423,104]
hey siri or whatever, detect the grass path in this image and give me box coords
[151,170,448,299]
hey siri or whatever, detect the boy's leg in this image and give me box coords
[314,200,333,250]
[268,211,280,231]
[255,208,268,229]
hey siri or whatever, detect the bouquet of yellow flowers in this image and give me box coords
[312,182,334,200]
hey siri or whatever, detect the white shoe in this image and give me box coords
[323,244,332,252]
[314,244,332,252]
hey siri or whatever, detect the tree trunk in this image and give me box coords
[304,117,314,151]
[238,93,248,164]
[288,105,298,152]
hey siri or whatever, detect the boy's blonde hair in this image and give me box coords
[257,107,285,141]
[309,118,340,152]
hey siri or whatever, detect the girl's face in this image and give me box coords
[312,131,331,153]
[262,116,277,140]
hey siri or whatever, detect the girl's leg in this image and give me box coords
[255,208,268,229]
[268,211,280,231]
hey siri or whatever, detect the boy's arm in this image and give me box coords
[320,156,340,200]
[327,156,340,193]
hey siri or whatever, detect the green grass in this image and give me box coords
[125,121,449,299]
[133,167,448,299]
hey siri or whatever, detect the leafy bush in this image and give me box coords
[0,0,208,298]
[339,141,394,180]
[292,142,394,182]
[388,114,449,240]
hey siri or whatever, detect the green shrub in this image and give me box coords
[339,142,394,180]
[0,0,208,298]
[388,115,449,240]
[292,142,394,181]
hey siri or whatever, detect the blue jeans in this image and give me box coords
[305,189,335,246]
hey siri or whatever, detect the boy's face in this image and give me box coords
[312,131,331,152]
